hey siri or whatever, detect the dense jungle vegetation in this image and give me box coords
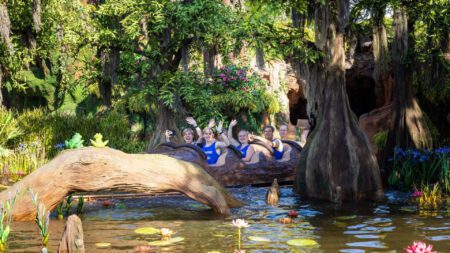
[0,0,449,194]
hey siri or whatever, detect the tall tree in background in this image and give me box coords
[0,1,12,107]
[370,0,392,106]
[385,3,432,152]
[295,0,383,202]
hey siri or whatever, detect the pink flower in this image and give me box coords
[405,241,436,253]
[411,191,424,198]
[18,171,25,176]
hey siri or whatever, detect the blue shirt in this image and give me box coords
[273,140,284,160]
[236,144,250,158]
[203,142,220,164]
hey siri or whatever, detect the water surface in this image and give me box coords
[10,187,450,252]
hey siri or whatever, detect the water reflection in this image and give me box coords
[8,187,450,252]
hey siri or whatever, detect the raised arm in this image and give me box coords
[227,119,240,146]
[186,117,203,142]
[216,121,230,148]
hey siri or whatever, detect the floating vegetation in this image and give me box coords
[134,227,160,235]
[248,236,271,242]
[286,238,318,247]
[95,242,111,248]
[148,237,184,246]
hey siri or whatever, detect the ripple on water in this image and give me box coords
[426,235,450,241]
[340,249,365,253]
[346,241,387,249]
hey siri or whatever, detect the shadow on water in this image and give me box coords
[9,187,450,252]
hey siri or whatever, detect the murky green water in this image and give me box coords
[9,187,450,252]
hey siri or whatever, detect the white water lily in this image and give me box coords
[231,219,250,229]
[160,228,175,240]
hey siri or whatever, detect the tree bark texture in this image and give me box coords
[203,45,220,77]
[0,2,13,52]
[295,0,384,202]
[0,147,243,221]
[372,7,392,106]
[99,48,119,107]
[58,215,85,253]
[386,5,432,150]
[147,105,182,150]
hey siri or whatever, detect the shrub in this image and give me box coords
[388,146,450,193]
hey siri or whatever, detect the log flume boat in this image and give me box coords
[149,140,302,187]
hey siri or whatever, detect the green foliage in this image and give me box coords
[29,189,50,247]
[373,130,388,150]
[64,133,84,149]
[413,184,444,210]
[76,197,84,215]
[0,109,22,158]
[0,140,47,182]
[0,190,18,253]
[388,147,450,193]
[13,109,145,157]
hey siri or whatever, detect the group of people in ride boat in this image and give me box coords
[164,117,299,166]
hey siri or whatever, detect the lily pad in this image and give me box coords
[248,236,271,242]
[286,238,318,247]
[95,242,111,248]
[134,227,160,235]
[148,237,184,246]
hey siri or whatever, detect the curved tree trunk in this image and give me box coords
[0,147,243,221]
[295,0,384,202]
[386,5,432,151]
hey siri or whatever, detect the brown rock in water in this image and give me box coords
[58,215,85,253]
[359,103,393,152]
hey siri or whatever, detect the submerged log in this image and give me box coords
[58,215,85,253]
[150,142,301,186]
[0,147,243,221]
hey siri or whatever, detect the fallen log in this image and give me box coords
[0,147,243,221]
[151,142,301,186]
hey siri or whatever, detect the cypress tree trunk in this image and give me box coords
[372,6,392,106]
[295,0,384,202]
[385,5,432,150]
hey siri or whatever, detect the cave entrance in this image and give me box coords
[287,89,308,126]
[346,76,377,117]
